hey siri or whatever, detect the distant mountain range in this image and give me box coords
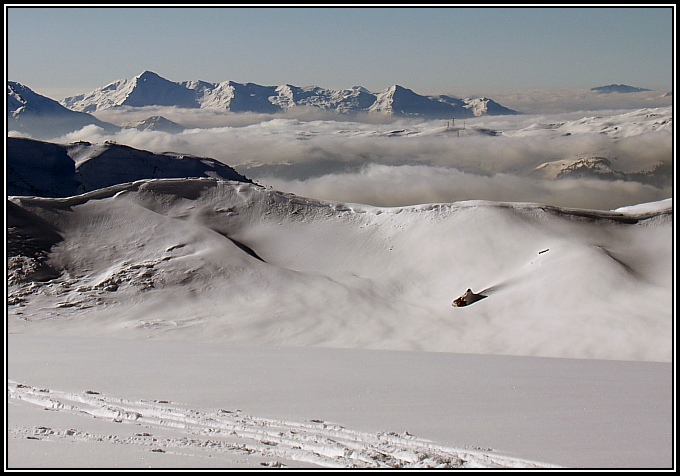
[590,84,652,94]
[60,70,519,118]
[7,73,519,138]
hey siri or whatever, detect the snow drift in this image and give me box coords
[7,177,672,362]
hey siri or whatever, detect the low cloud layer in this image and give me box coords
[32,104,673,211]
[258,164,671,210]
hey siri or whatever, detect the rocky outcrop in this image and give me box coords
[452,288,487,307]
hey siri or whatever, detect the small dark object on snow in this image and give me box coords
[538,248,549,254]
[452,288,487,307]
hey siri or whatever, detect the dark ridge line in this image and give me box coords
[229,237,266,263]
[537,205,672,225]
[211,229,266,263]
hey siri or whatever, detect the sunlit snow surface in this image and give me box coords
[7,336,672,469]
[6,105,673,469]
[8,178,672,360]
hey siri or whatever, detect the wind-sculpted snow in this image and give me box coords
[7,178,672,361]
[7,380,557,468]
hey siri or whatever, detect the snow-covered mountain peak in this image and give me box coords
[378,85,410,98]
[130,70,175,89]
[7,82,119,138]
[8,81,63,114]
[8,81,27,101]
[134,70,164,81]
[7,82,28,114]
[122,115,185,133]
[368,86,398,114]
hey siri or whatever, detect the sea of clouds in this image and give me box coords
[24,88,672,211]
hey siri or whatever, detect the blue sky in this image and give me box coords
[6,6,675,100]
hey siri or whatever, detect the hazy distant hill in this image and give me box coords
[60,70,519,118]
[7,82,119,139]
[591,84,652,94]
[122,115,186,133]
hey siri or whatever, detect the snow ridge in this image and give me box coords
[7,177,672,361]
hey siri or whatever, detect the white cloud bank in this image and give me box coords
[259,163,671,210]
[38,104,673,211]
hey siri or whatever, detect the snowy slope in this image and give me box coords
[368,85,470,117]
[500,106,673,139]
[7,178,672,362]
[61,71,200,112]
[7,82,119,139]
[531,155,620,180]
[461,96,518,116]
[270,84,378,113]
[199,81,280,113]
[9,337,670,468]
[58,71,518,118]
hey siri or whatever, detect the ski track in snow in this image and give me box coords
[8,380,557,469]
